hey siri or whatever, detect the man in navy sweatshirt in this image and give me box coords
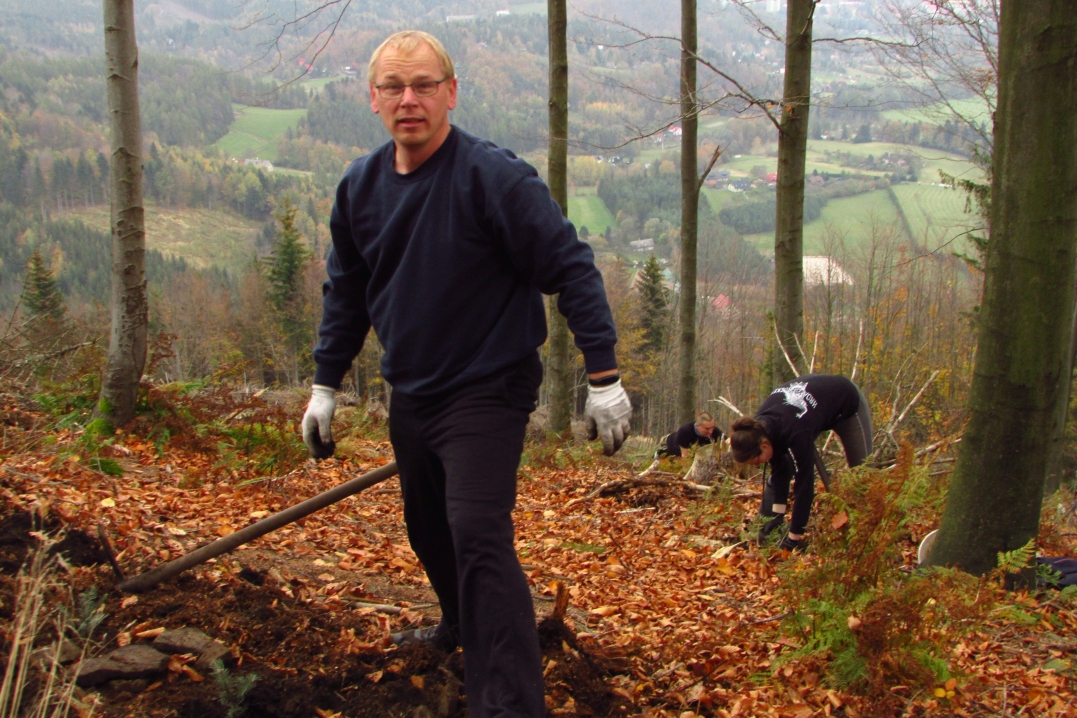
[300,30,631,718]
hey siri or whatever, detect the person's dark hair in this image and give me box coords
[729,417,768,463]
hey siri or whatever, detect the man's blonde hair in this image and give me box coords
[368,31,455,84]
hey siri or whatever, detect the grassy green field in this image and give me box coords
[68,205,263,272]
[742,188,906,255]
[214,105,307,162]
[568,192,616,234]
[635,147,679,165]
[298,77,337,93]
[720,154,775,177]
[701,187,732,214]
[890,183,981,254]
[565,137,982,257]
[807,139,984,185]
[881,97,992,126]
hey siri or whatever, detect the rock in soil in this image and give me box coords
[75,644,170,687]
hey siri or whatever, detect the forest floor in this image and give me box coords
[3,385,1077,717]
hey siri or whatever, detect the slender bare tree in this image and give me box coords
[677,0,699,423]
[772,0,817,384]
[926,0,1077,577]
[546,0,573,434]
[98,0,148,427]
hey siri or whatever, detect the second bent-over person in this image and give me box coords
[657,411,721,457]
[730,374,871,552]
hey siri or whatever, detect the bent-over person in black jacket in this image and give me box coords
[657,411,721,457]
[299,30,632,718]
[729,375,872,552]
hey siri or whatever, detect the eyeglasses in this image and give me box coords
[374,78,448,99]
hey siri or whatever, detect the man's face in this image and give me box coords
[370,42,457,155]
[696,421,716,438]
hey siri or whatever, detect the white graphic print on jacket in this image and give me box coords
[773,382,818,419]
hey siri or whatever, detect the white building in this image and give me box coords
[243,158,274,172]
[803,256,854,286]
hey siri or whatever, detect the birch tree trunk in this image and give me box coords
[98,0,148,426]
[772,0,815,384]
[546,0,572,434]
[677,0,698,424]
[927,0,1077,576]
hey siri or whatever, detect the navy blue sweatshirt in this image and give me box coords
[313,127,618,395]
[758,374,861,532]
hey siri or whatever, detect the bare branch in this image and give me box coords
[236,0,354,87]
[713,396,744,417]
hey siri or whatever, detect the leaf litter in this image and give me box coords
[1,394,1077,716]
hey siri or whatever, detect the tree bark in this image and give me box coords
[772,0,815,384]
[677,0,698,424]
[927,0,1077,576]
[546,0,572,434]
[99,0,148,426]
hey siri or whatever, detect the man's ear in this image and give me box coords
[369,85,380,114]
[446,77,458,111]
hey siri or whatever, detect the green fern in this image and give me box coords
[996,538,1037,576]
[1059,585,1077,604]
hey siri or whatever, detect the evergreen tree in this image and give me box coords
[637,254,668,355]
[265,198,314,384]
[266,199,311,313]
[22,249,66,321]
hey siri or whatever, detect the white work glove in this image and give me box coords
[585,379,632,456]
[302,385,337,459]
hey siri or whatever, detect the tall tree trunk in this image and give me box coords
[546,0,573,434]
[677,0,698,425]
[98,0,148,426]
[927,0,1077,577]
[772,0,815,384]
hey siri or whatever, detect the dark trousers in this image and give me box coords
[783,384,873,535]
[388,353,545,718]
[832,383,872,469]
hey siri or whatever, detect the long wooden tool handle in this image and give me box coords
[118,461,399,593]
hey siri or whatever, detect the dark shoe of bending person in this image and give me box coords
[778,534,807,552]
[391,621,460,652]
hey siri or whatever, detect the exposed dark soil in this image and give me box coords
[0,511,107,572]
[0,512,632,717]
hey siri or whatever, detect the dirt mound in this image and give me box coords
[0,511,106,573]
[84,573,629,717]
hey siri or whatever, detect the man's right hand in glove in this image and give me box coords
[584,378,632,456]
[302,385,337,459]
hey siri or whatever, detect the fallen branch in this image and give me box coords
[568,476,713,505]
[889,369,941,435]
[914,434,963,458]
[883,435,964,471]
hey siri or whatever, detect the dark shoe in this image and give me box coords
[757,514,785,545]
[391,622,458,652]
[778,535,807,552]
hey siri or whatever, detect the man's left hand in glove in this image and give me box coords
[584,375,632,456]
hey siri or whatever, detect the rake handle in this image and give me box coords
[118,461,399,593]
